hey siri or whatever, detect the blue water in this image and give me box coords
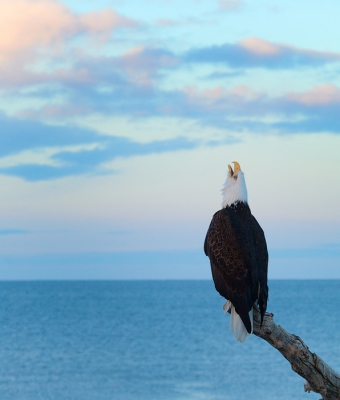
[0,280,339,400]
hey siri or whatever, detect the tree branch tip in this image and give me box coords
[304,381,312,393]
[253,307,340,399]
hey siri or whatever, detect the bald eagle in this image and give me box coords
[204,162,268,342]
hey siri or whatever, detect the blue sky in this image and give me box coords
[0,0,339,279]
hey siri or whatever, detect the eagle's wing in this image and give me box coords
[250,214,269,321]
[204,209,256,332]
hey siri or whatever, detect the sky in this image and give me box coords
[0,0,339,279]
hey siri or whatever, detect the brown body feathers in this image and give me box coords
[204,202,268,333]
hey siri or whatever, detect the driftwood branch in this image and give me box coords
[253,307,340,400]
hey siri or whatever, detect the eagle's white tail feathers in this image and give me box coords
[223,301,253,343]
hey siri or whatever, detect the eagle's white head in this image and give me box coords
[221,161,248,208]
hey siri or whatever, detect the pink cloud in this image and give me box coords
[118,46,179,85]
[79,9,136,38]
[0,0,138,89]
[182,83,340,114]
[121,47,178,68]
[0,0,137,63]
[183,85,227,104]
[238,37,280,55]
[0,0,73,55]
[183,84,262,108]
[237,36,340,63]
[286,84,340,105]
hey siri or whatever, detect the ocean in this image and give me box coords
[0,280,339,400]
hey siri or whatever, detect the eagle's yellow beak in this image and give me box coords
[232,161,241,173]
[228,164,234,177]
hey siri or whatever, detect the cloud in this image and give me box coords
[205,70,244,79]
[0,0,137,87]
[15,77,340,136]
[13,46,340,136]
[117,46,179,85]
[2,18,340,139]
[0,115,99,157]
[285,83,340,106]
[218,0,244,11]
[0,0,136,55]
[0,115,201,181]
[2,34,339,93]
[238,37,279,55]
[4,34,339,91]
[183,37,340,69]
[155,18,179,27]
[266,84,340,133]
[1,79,340,182]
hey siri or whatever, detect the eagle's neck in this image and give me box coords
[221,171,248,208]
[225,201,250,212]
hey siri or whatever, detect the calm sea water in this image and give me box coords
[0,280,339,400]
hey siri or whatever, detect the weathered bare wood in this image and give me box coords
[252,307,340,400]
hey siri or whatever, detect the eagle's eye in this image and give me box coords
[233,176,237,180]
